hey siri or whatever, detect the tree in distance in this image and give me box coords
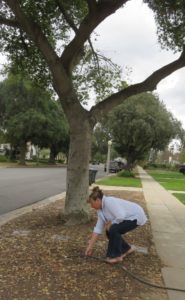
[107,92,184,170]
[0,74,69,165]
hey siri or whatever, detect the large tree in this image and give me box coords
[0,0,185,224]
[107,93,183,169]
[0,74,69,165]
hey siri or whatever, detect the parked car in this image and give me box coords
[179,165,185,175]
[104,160,125,173]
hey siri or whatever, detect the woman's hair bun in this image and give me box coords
[92,186,100,193]
[89,186,104,201]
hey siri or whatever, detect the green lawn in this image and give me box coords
[97,176,142,188]
[147,170,183,179]
[173,193,185,205]
[148,170,185,191]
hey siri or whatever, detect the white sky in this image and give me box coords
[0,0,184,129]
[93,0,185,129]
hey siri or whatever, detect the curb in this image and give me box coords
[0,192,66,227]
[169,190,185,194]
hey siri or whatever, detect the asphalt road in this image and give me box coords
[0,164,105,215]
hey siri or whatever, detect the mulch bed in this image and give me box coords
[0,190,168,300]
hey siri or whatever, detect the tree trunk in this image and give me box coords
[19,143,26,165]
[125,156,134,171]
[62,115,93,225]
[48,145,57,164]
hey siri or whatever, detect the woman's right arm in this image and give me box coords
[85,232,99,256]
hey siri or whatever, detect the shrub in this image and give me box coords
[0,155,8,162]
[57,159,65,163]
[118,170,134,178]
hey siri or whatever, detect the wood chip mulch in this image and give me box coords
[0,190,168,300]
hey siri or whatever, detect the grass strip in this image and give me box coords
[97,176,142,188]
[173,193,185,205]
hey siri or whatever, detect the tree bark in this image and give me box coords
[19,142,26,165]
[62,113,93,225]
[48,145,57,165]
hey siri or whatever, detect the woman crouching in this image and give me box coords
[85,186,147,264]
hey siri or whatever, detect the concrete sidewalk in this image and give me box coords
[138,167,185,300]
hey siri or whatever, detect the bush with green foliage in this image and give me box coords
[0,155,7,162]
[118,170,135,178]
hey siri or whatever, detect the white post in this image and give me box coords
[106,140,112,176]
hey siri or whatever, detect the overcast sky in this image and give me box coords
[93,0,185,129]
[0,0,184,129]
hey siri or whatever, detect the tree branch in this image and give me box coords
[88,37,100,73]
[55,0,78,34]
[55,0,100,73]
[20,29,30,55]
[90,47,185,121]
[4,0,55,63]
[0,15,19,27]
[4,0,71,95]
[61,0,128,73]
[86,0,97,13]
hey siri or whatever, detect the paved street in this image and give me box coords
[0,164,105,215]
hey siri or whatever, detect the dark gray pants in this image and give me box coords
[106,219,137,258]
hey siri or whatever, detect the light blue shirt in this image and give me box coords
[93,195,147,234]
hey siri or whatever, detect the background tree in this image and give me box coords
[40,103,69,164]
[0,74,69,164]
[0,1,185,223]
[91,122,111,163]
[91,121,120,163]
[0,130,6,144]
[107,93,183,169]
[180,149,185,164]
[179,130,185,164]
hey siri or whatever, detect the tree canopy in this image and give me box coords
[106,92,183,169]
[0,74,69,164]
[0,1,185,103]
[144,0,185,51]
[0,1,123,102]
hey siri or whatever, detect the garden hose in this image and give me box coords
[66,254,185,293]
